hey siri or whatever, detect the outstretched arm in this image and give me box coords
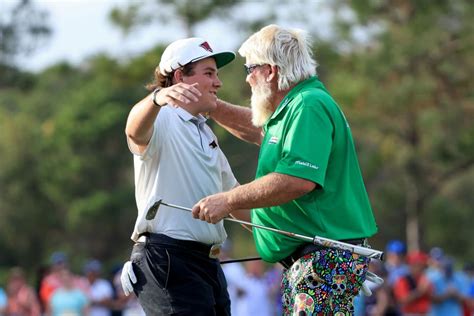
[192,173,316,224]
[125,83,201,154]
[211,99,263,146]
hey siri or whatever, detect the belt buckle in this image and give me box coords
[209,244,221,259]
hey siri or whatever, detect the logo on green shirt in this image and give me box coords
[295,160,319,170]
[268,136,279,144]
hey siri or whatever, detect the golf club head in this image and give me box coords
[146,199,162,220]
[366,271,384,285]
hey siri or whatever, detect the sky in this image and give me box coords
[16,0,173,71]
[12,0,336,72]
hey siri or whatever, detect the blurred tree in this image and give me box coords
[0,0,50,66]
[0,52,141,267]
[109,0,240,37]
[1,0,473,273]
[326,0,474,253]
[35,59,138,260]
[0,89,55,266]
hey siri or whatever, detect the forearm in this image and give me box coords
[211,99,262,145]
[226,173,316,211]
[125,92,160,146]
[229,208,251,222]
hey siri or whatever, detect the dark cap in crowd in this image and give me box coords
[386,240,407,255]
[429,247,444,261]
[50,251,68,265]
[83,259,102,274]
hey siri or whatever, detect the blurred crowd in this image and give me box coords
[353,240,474,316]
[0,252,144,316]
[1,240,474,316]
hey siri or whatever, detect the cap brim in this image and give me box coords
[213,51,235,69]
[192,51,235,69]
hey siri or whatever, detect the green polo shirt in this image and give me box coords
[252,76,378,263]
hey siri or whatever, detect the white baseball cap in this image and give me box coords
[159,37,235,75]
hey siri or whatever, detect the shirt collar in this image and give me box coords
[266,76,324,125]
[175,107,207,124]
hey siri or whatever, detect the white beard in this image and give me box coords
[250,80,274,127]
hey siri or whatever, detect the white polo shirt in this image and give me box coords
[129,106,237,244]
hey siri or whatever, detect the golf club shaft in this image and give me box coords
[220,256,262,264]
[158,201,384,260]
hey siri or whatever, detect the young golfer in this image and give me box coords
[121,37,237,315]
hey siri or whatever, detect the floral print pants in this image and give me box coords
[281,248,369,316]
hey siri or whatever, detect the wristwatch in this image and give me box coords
[152,88,164,107]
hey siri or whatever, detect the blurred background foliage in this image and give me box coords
[0,0,473,280]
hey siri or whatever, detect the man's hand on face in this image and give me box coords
[192,193,233,224]
[155,82,201,108]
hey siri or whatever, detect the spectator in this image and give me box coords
[111,266,145,316]
[108,265,124,316]
[35,265,51,314]
[4,267,41,316]
[426,247,445,280]
[239,260,273,316]
[48,269,89,316]
[393,251,432,315]
[430,257,469,316]
[385,240,409,286]
[362,259,399,316]
[0,287,7,315]
[219,240,247,316]
[39,251,69,306]
[83,259,114,316]
[464,263,474,316]
[265,264,283,316]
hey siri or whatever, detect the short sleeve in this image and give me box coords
[274,100,333,187]
[135,108,171,160]
[219,150,238,191]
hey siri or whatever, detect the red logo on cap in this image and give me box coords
[200,42,213,53]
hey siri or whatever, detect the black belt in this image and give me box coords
[279,238,366,269]
[138,233,221,258]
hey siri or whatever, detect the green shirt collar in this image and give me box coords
[265,76,325,128]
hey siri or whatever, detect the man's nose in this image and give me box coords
[214,77,222,88]
[245,74,253,86]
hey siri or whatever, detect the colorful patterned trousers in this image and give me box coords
[281,248,369,315]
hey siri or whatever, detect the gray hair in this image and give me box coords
[238,24,317,90]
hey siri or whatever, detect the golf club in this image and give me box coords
[146,199,385,260]
[220,256,262,264]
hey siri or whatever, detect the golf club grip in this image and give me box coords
[312,237,385,260]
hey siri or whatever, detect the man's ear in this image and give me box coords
[174,69,184,83]
[267,65,279,83]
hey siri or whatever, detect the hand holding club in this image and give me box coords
[192,193,233,224]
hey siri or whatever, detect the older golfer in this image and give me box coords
[192,25,378,315]
[122,37,237,315]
